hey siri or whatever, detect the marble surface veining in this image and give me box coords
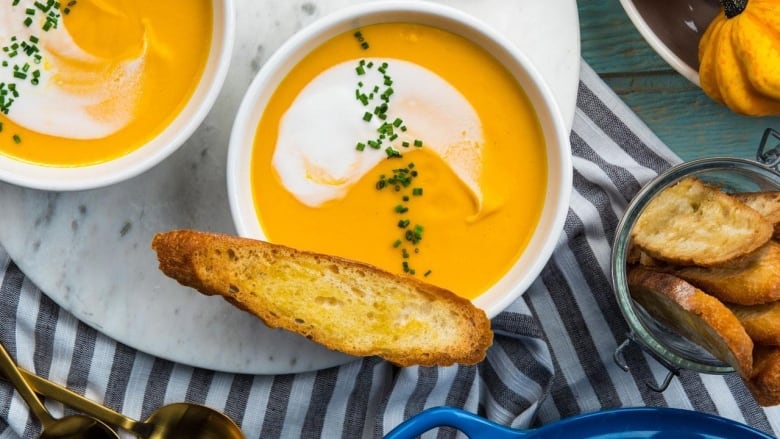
[0,0,580,374]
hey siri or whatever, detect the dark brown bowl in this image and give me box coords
[620,0,721,85]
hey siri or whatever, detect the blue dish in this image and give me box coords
[384,406,774,439]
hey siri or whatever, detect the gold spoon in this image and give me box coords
[6,367,245,439]
[0,342,119,439]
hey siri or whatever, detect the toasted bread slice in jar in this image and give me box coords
[670,242,780,305]
[733,191,780,237]
[729,300,780,346]
[631,178,772,267]
[627,267,753,377]
[746,346,780,407]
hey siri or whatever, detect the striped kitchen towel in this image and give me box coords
[1,62,779,438]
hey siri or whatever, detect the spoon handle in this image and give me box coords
[0,342,57,428]
[13,367,148,436]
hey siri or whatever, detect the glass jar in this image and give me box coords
[612,128,780,390]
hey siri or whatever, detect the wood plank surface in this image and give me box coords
[578,0,780,162]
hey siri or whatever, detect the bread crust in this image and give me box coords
[746,346,780,406]
[627,267,753,376]
[670,241,780,305]
[151,230,493,367]
[729,300,780,346]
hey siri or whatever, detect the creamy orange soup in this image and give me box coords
[0,0,212,166]
[252,22,546,299]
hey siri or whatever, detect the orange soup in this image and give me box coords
[0,0,212,166]
[251,22,546,299]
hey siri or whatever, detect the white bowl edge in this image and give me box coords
[0,0,236,191]
[227,0,573,318]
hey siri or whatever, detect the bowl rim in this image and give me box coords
[0,0,236,191]
[227,0,572,318]
[611,156,780,374]
[618,0,700,86]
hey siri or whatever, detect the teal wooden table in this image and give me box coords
[579,1,780,162]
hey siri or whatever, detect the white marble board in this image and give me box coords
[0,0,581,374]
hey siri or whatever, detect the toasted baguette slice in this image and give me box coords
[631,178,773,267]
[746,346,780,406]
[669,241,780,305]
[729,300,780,346]
[151,230,493,367]
[733,191,780,237]
[628,267,753,376]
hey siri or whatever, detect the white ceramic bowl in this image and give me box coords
[227,1,572,318]
[619,0,720,86]
[0,0,235,191]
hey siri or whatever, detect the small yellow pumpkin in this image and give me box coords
[698,0,780,116]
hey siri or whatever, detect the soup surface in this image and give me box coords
[252,22,547,299]
[0,0,212,166]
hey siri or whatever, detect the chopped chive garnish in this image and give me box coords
[355,142,366,151]
[413,139,423,147]
[398,219,410,228]
[394,205,408,214]
[424,270,432,277]
[12,134,21,144]
[412,188,423,196]
[392,239,402,248]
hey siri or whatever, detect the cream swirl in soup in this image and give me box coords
[0,0,211,167]
[0,3,146,139]
[273,58,483,209]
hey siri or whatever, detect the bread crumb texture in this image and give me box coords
[628,179,780,406]
[631,177,772,267]
[152,230,493,367]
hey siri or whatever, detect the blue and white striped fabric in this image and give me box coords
[2,62,779,438]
